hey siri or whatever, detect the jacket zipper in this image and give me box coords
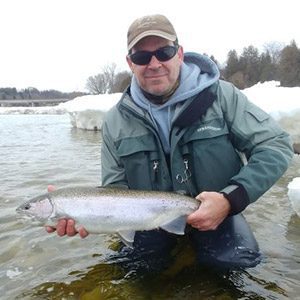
[120,102,170,190]
[182,157,195,197]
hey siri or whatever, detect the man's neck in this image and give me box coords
[142,79,179,105]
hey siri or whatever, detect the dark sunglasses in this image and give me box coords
[129,45,179,65]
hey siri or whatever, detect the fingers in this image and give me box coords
[45,219,89,238]
[55,219,68,236]
[47,185,56,192]
[45,225,56,233]
[195,191,207,202]
[186,209,213,231]
[56,219,78,237]
[78,226,89,238]
[66,219,77,236]
[187,191,230,231]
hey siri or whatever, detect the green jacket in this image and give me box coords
[101,80,294,214]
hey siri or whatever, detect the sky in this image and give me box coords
[0,0,299,93]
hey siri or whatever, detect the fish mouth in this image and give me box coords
[16,205,26,216]
[16,205,24,213]
[16,207,34,220]
[16,202,30,216]
[15,207,46,226]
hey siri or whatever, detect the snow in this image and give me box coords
[58,93,122,113]
[243,81,300,120]
[58,93,122,131]
[288,178,300,217]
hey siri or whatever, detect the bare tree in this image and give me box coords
[111,71,132,93]
[102,63,117,93]
[86,74,107,94]
[85,63,116,94]
[86,63,131,94]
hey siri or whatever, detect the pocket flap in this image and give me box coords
[116,134,157,157]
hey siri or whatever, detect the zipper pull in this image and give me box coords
[152,160,159,189]
[183,157,194,197]
[183,158,188,170]
[183,158,191,178]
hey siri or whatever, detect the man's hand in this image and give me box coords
[186,191,231,231]
[45,185,89,238]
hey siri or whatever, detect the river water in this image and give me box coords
[0,113,299,299]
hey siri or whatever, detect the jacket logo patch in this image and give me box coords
[197,126,221,132]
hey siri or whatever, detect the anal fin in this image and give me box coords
[160,216,187,235]
[118,231,136,248]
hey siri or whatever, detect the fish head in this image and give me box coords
[16,193,53,222]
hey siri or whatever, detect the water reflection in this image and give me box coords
[69,127,102,145]
[16,238,289,300]
[18,262,286,300]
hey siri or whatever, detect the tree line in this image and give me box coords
[86,40,300,94]
[0,87,87,101]
[221,40,300,89]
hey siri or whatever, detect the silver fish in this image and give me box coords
[16,187,199,246]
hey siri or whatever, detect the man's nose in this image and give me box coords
[148,55,162,68]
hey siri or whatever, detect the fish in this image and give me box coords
[16,187,200,246]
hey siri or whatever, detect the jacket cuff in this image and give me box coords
[220,183,250,215]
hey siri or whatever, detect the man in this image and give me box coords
[48,14,294,269]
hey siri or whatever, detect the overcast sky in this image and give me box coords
[0,0,299,92]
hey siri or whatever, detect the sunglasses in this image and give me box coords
[129,45,179,65]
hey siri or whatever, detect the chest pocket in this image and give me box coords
[115,134,161,190]
[179,118,242,192]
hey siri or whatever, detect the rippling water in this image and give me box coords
[0,114,299,299]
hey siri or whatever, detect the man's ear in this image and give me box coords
[178,46,184,63]
[126,55,134,72]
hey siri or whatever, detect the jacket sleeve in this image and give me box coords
[101,115,128,188]
[219,81,294,214]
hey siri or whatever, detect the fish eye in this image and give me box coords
[24,204,31,210]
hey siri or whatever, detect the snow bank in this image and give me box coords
[57,93,121,130]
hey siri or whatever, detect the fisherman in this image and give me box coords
[47,14,294,270]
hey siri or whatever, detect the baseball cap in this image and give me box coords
[127,14,177,51]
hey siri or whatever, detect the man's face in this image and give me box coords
[126,36,184,96]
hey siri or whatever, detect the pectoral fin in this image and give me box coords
[160,216,187,235]
[118,231,136,248]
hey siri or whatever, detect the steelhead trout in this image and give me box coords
[17,187,199,246]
